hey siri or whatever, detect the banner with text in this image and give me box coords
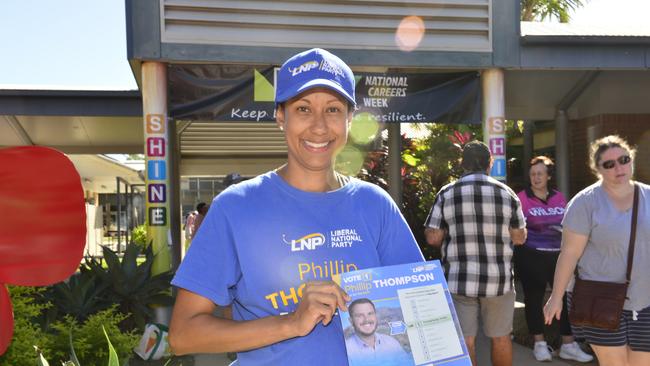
[169,65,481,124]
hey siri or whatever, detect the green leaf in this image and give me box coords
[69,330,81,366]
[402,153,419,167]
[102,246,122,275]
[103,326,120,366]
[121,242,140,278]
[34,346,50,366]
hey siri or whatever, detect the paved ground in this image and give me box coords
[191,337,585,366]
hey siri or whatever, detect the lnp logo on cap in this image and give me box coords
[289,61,319,76]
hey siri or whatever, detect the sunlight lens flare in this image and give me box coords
[350,113,380,145]
[395,16,425,52]
[335,146,365,176]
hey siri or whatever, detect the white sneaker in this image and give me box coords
[559,342,594,363]
[533,341,553,362]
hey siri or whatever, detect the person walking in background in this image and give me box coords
[223,172,245,188]
[544,135,650,366]
[189,202,208,240]
[183,209,197,243]
[516,156,593,362]
[168,48,423,365]
[425,141,527,366]
[183,205,200,250]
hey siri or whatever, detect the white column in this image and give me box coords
[142,61,175,326]
[481,69,507,181]
[142,62,172,275]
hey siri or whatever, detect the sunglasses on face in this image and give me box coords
[601,155,631,169]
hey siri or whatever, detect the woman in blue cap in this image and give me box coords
[168,49,423,365]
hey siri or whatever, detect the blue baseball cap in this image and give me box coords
[275,48,356,107]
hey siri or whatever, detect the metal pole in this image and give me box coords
[126,183,131,246]
[168,117,182,271]
[387,123,402,207]
[116,177,121,254]
[555,110,570,196]
[523,120,534,180]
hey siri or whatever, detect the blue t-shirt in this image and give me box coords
[172,171,424,366]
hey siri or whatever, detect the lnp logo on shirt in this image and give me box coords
[283,233,326,252]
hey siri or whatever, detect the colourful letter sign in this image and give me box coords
[148,184,166,203]
[147,160,166,180]
[146,138,165,157]
[149,207,167,226]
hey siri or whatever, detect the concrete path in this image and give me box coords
[191,339,585,366]
[475,331,579,366]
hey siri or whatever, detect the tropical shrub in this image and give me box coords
[0,287,53,366]
[1,288,137,366]
[84,243,174,331]
[48,307,138,365]
[130,225,148,248]
[38,242,174,332]
[42,270,110,326]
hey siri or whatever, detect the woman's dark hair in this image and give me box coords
[529,155,555,177]
[589,135,635,176]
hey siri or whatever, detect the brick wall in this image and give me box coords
[569,114,650,197]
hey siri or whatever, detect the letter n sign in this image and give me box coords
[148,184,166,203]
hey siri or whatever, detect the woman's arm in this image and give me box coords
[543,228,588,324]
[169,281,350,355]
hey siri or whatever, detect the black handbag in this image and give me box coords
[569,183,639,330]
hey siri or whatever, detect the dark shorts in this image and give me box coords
[568,293,650,352]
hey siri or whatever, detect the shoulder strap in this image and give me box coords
[625,183,640,283]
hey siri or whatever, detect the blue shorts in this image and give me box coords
[568,293,650,352]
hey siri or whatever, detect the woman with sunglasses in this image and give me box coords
[544,135,650,366]
[515,156,592,362]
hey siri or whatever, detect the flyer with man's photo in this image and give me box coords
[334,261,471,366]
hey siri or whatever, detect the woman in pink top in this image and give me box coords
[515,156,593,363]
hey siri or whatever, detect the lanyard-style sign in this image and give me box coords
[0,146,86,355]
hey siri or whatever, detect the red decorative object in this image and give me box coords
[0,285,11,355]
[447,130,473,150]
[0,146,86,355]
